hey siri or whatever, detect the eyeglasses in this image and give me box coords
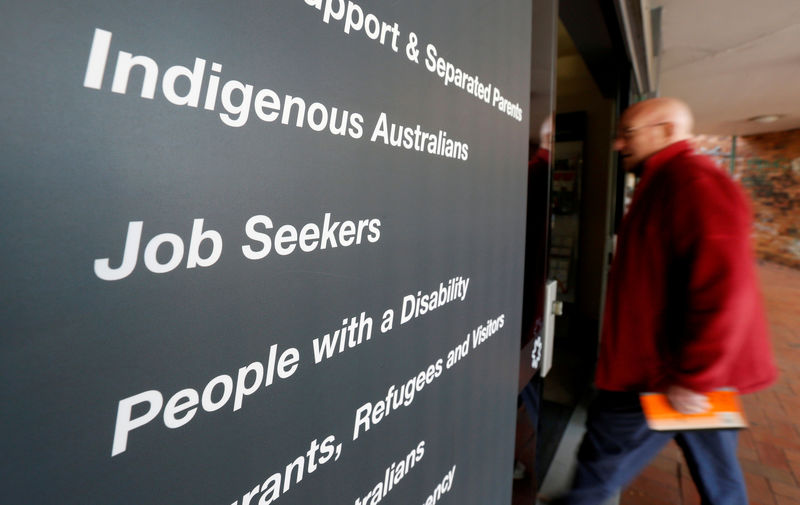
[616,122,668,140]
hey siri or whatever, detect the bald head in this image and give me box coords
[614,97,695,172]
[625,97,694,139]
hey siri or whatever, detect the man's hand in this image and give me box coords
[666,385,711,414]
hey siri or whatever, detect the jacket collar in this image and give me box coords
[640,139,695,179]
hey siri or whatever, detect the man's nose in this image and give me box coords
[613,137,625,151]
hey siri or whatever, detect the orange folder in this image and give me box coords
[640,389,747,431]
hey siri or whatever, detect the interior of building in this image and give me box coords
[513,1,800,503]
[3,1,798,504]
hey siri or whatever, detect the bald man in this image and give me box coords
[553,98,776,505]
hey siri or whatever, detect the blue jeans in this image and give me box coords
[559,391,747,505]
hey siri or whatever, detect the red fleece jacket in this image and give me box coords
[595,140,777,394]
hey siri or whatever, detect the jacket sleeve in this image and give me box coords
[668,169,758,392]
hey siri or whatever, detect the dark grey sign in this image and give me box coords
[0,1,531,504]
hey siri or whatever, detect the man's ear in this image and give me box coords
[662,121,676,139]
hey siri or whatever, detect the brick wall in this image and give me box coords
[694,129,800,269]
